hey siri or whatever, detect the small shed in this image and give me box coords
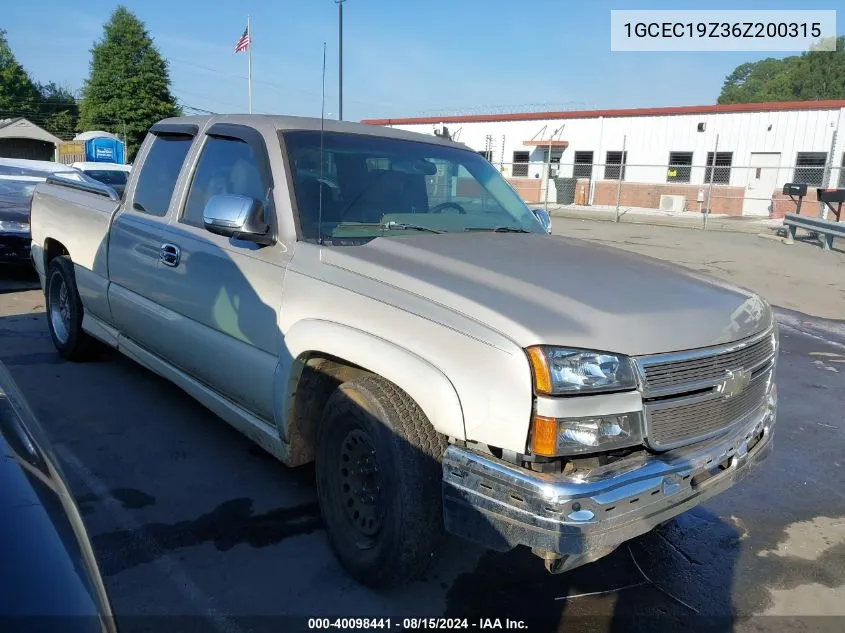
[0,118,62,161]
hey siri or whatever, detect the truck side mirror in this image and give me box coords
[202,194,274,245]
[531,208,552,234]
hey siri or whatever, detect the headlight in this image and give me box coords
[0,220,30,235]
[531,412,643,456]
[526,346,638,395]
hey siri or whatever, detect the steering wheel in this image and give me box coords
[431,201,467,215]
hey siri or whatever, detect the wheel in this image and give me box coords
[45,256,97,361]
[316,375,447,587]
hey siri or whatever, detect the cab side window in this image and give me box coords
[132,133,193,217]
[181,136,266,227]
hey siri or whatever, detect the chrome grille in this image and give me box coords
[646,371,770,449]
[636,329,777,450]
[640,333,775,394]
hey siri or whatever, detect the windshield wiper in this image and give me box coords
[331,221,443,234]
[383,221,442,234]
[465,226,531,233]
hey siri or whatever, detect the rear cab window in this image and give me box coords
[131,134,193,217]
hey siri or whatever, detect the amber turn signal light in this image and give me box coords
[530,414,558,457]
[526,346,552,394]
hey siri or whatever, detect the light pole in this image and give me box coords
[336,0,346,121]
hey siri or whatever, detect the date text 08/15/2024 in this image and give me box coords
[307,618,528,630]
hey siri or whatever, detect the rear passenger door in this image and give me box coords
[154,124,288,423]
[107,124,197,351]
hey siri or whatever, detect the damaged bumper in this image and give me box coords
[442,402,775,569]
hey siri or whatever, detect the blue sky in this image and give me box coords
[4,0,842,121]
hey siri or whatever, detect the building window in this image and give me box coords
[604,151,627,180]
[667,151,693,183]
[793,152,827,186]
[838,153,845,188]
[478,150,492,162]
[542,148,564,177]
[512,151,529,177]
[704,152,733,185]
[573,151,594,179]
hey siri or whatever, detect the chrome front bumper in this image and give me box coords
[442,403,775,566]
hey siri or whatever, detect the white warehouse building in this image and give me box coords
[363,100,845,218]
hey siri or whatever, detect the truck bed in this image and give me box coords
[30,179,121,284]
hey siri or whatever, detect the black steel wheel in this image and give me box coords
[316,375,446,587]
[335,428,383,539]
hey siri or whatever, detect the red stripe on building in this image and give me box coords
[361,100,845,126]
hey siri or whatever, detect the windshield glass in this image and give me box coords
[83,169,128,186]
[83,169,127,196]
[282,131,544,244]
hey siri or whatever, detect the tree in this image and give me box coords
[0,29,40,120]
[1,30,79,139]
[79,6,180,158]
[36,82,79,139]
[718,36,845,104]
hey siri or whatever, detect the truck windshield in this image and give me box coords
[282,131,545,244]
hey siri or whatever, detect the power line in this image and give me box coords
[166,56,394,109]
[0,97,80,107]
[171,88,244,111]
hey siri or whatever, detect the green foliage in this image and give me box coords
[718,36,845,104]
[79,6,180,159]
[36,82,79,139]
[0,29,40,119]
[0,29,79,139]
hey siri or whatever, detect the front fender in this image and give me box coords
[276,319,465,443]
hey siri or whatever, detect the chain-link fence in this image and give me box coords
[491,156,845,224]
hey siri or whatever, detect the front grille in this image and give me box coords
[646,371,770,449]
[637,329,777,450]
[641,333,775,393]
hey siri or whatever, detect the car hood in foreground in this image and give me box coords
[320,232,772,356]
[0,203,29,225]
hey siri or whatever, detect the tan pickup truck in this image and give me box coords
[29,115,778,586]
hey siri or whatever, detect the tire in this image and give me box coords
[45,256,97,361]
[316,375,447,587]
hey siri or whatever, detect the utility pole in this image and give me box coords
[247,15,253,114]
[820,128,838,220]
[336,0,346,121]
[705,134,719,231]
[614,135,627,222]
[543,124,565,215]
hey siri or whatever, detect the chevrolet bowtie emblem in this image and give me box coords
[718,369,751,399]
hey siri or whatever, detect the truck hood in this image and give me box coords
[321,232,772,356]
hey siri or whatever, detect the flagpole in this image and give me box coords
[247,15,252,114]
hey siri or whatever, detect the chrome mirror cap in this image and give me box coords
[202,194,273,245]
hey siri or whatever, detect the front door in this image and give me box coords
[154,125,287,423]
[743,152,781,216]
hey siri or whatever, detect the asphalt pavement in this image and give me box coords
[0,223,843,632]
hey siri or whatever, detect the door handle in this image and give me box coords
[160,243,181,267]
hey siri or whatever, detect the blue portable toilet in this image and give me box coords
[73,131,126,164]
[85,137,124,164]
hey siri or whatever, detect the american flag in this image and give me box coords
[234,26,250,53]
